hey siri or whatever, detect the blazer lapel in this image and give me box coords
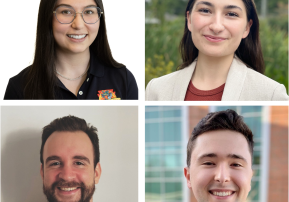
[222,57,247,101]
[172,61,197,100]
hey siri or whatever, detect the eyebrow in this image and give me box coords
[45,155,90,164]
[195,1,243,11]
[198,153,247,163]
[55,4,97,10]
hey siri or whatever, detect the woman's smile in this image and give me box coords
[67,34,88,42]
[203,35,227,42]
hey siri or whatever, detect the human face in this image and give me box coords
[52,0,100,55]
[184,130,253,202]
[41,131,101,202]
[187,0,252,58]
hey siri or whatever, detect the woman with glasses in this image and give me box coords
[4,0,138,100]
[145,0,288,101]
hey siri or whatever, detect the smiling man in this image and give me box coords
[184,109,254,202]
[40,115,101,202]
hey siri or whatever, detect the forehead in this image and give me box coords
[43,131,94,162]
[55,0,97,7]
[191,130,251,162]
[193,0,246,9]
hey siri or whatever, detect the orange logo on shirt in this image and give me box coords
[98,89,120,100]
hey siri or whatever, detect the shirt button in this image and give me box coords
[79,91,83,95]
[87,78,89,82]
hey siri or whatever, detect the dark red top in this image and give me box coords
[184,81,225,101]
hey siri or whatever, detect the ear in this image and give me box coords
[94,162,102,184]
[40,164,44,181]
[242,19,253,39]
[184,167,192,189]
[187,11,192,32]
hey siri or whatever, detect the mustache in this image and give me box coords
[51,179,85,189]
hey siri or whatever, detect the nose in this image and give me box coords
[209,14,225,35]
[58,164,76,181]
[71,12,85,29]
[214,164,230,183]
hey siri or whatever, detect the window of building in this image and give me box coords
[145,106,187,202]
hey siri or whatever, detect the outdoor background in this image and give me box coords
[145,106,288,202]
[145,0,288,91]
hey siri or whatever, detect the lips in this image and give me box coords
[67,34,87,39]
[204,35,226,40]
[209,189,236,199]
[204,35,226,42]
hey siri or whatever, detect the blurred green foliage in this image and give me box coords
[267,14,288,32]
[145,55,175,85]
[145,0,187,23]
[145,17,184,68]
[260,20,288,90]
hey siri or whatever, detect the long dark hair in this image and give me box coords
[24,0,123,99]
[179,0,264,74]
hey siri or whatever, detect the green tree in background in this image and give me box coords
[145,55,174,85]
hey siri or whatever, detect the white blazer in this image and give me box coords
[145,57,289,101]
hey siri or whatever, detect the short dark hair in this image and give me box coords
[187,109,254,167]
[40,115,100,168]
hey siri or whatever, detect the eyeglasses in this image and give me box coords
[53,6,103,24]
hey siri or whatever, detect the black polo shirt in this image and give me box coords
[4,55,138,100]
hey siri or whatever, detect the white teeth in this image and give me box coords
[68,34,86,39]
[60,187,77,191]
[212,191,233,196]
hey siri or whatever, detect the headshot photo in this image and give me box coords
[1,0,142,100]
[1,106,138,201]
[145,0,288,101]
[185,110,254,202]
[40,115,102,202]
[145,106,288,202]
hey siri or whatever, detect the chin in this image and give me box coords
[199,49,233,58]
[65,47,90,55]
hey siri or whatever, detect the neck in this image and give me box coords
[192,53,234,90]
[55,48,90,78]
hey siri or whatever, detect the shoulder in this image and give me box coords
[124,67,138,100]
[226,57,288,101]
[148,70,181,87]
[145,70,185,101]
[243,68,288,101]
[110,65,138,86]
[246,68,280,86]
[4,67,30,100]
[145,61,197,101]
[9,67,29,84]
[105,65,138,100]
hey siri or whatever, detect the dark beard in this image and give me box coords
[43,179,95,202]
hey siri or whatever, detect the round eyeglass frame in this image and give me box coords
[53,6,103,24]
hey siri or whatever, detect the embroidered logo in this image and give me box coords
[98,89,121,100]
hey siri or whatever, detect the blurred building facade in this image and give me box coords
[145,106,288,202]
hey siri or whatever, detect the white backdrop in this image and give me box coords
[1,106,138,202]
[0,0,144,99]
